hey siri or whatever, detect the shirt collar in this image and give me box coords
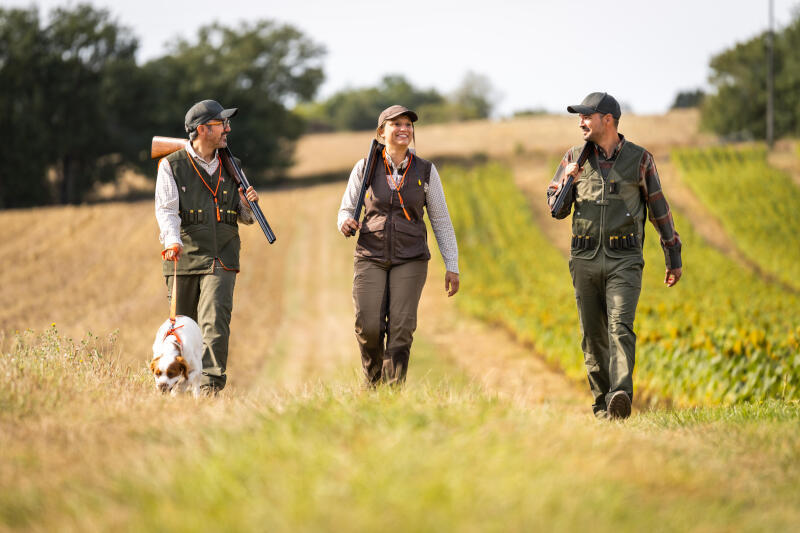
[384,149,410,172]
[597,134,626,160]
[186,140,217,164]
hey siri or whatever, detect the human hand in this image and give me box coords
[564,162,582,183]
[239,186,258,204]
[665,267,682,287]
[445,271,460,297]
[341,218,360,237]
[161,244,183,262]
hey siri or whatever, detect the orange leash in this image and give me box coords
[169,258,178,325]
[161,250,184,345]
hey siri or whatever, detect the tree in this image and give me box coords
[141,21,325,181]
[701,12,800,139]
[0,7,59,207]
[298,74,444,132]
[298,71,498,132]
[0,8,325,207]
[44,4,140,204]
[671,89,705,109]
[0,4,141,206]
[450,71,496,120]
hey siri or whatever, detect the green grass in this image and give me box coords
[3,327,800,532]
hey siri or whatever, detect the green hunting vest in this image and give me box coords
[355,152,433,264]
[162,148,242,275]
[570,141,646,260]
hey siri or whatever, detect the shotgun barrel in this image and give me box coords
[219,147,276,244]
[550,141,594,218]
[149,136,276,244]
[350,139,384,236]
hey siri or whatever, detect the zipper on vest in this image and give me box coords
[388,186,394,261]
[599,149,621,253]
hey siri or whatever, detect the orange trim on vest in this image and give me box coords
[186,149,223,222]
[383,148,413,221]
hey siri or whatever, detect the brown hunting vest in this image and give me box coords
[355,152,433,264]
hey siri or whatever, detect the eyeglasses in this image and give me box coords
[204,118,230,128]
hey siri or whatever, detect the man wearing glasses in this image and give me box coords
[547,92,682,420]
[155,99,259,393]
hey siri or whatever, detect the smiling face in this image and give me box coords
[197,118,231,150]
[578,112,613,142]
[150,344,189,393]
[380,115,414,149]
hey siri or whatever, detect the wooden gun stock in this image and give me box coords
[151,136,186,159]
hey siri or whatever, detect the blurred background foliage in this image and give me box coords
[0,4,325,207]
[2,2,800,207]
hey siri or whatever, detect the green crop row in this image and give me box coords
[442,163,800,405]
[672,145,800,291]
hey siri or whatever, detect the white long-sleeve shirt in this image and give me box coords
[155,140,253,248]
[337,154,459,274]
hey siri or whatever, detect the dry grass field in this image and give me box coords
[2,111,800,531]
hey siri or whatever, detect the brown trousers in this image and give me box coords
[352,257,428,385]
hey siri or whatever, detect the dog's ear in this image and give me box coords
[176,355,189,379]
[149,356,161,374]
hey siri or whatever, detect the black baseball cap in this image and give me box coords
[184,100,238,133]
[567,92,621,119]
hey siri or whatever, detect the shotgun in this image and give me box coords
[150,136,276,244]
[151,136,187,159]
[349,139,384,236]
[550,141,594,218]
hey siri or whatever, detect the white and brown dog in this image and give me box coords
[150,315,203,396]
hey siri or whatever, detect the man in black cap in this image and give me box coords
[155,99,260,393]
[547,92,682,419]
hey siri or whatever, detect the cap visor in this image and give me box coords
[386,110,418,123]
[567,105,595,115]
[220,107,238,119]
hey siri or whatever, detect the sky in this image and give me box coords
[6,0,799,116]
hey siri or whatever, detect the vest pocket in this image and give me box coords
[356,216,386,258]
[180,209,207,225]
[393,217,427,259]
[607,222,640,252]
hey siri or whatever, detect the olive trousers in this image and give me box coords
[569,254,643,416]
[352,257,428,385]
[166,268,237,391]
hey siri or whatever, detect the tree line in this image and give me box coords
[296,72,496,133]
[0,4,324,208]
[0,4,496,208]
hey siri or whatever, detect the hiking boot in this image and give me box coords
[607,391,631,420]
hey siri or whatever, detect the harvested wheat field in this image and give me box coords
[2,113,800,531]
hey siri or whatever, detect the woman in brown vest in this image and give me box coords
[338,105,460,386]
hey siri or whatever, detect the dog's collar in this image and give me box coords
[163,324,184,346]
